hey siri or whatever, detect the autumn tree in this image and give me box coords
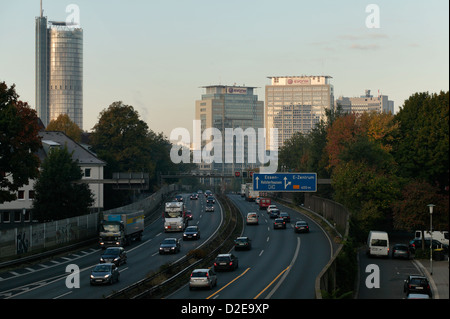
[0,82,42,203]
[46,113,83,142]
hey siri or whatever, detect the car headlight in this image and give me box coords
[104,274,111,278]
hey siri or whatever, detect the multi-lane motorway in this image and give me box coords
[0,193,334,299]
[0,193,222,299]
[168,194,333,299]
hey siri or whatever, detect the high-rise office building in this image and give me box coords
[195,85,264,176]
[35,5,83,129]
[335,90,394,115]
[265,75,334,148]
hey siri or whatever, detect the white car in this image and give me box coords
[246,212,259,225]
[266,205,277,214]
[189,269,217,290]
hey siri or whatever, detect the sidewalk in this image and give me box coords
[414,258,449,299]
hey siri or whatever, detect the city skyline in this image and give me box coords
[0,0,448,137]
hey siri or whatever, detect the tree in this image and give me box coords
[32,145,94,221]
[392,91,449,190]
[392,180,449,233]
[46,113,83,142]
[0,82,42,203]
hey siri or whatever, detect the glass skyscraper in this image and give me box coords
[35,9,83,129]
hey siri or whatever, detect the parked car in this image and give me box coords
[189,268,217,290]
[269,209,280,219]
[294,220,310,233]
[246,212,259,225]
[234,237,252,250]
[159,238,181,254]
[404,275,432,297]
[409,238,448,254]
[279,212,290,223]
[214,253,239,271]
[90,263,120,285]
[183,226,201,240]
[392,244,410,259]
[100,246,127,266]
[273,218,286,229]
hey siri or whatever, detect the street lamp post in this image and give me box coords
[427,204,435,275]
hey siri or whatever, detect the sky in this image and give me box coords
[0,0,448,138]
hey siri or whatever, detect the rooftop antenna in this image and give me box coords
[40,0,43,17]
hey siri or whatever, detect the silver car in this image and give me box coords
[189,268,217,290]
[90,263,120,285]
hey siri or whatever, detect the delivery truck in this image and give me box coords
[164,201,187,232]
[99,210,144,248]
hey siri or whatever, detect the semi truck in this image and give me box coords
[99,210,144,248]
[164,201,187,232]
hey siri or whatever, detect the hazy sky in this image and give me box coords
[1,0,448,138]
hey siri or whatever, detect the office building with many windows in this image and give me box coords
[265,76,334,148]
[335,90,394,115]
[195,85,264,177]
[35,8,83,129]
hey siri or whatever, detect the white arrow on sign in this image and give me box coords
[255,176,259,189]
[283,177,291,189]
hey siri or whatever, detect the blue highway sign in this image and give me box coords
[253,173,317,192]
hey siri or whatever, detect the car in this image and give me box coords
[279,212,290,223]
[183,226,200,240]
[205,190,212,198]
[197,190,203,194]
[190,193,198,200]
[273,218,286,229]
[294,220,310,233]
[267,205,277,214]
[90,263,120,285]
[392,243,410,259]
[189,268,217,290]
[255,197,261,204]
[159,238,181,254]
[269,209,280,219]
[206,196,215,204]
[234,237,252,250]
[403,275,432,297]
[100,246,127,266]
[205,204,215,212]
[408,238,448,254]
[214,253,239,271]
[246,212,259,225]
[175,195,183,202]
[185,210,193,220]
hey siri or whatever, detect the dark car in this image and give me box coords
[159,238,181,254]
[100,246,127,266]
[409,238,448,253]
[185,210,193,220]
[392,244,410,259]
[273,218,286,229]
[269,209,280,219]
[90,263,120,285]
[190,193,198,200]
[404,275,432,297]
[206,196,215,204]
[175,195,183,202]
[234,237,252,250]
[294,220,309,233]
[279,212,290,223]
[183,226,201,240]
[214,253,239,271]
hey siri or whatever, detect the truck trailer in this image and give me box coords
[99,210,144,248]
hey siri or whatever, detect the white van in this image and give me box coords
[367,231,390,257]
[415,230,449,246]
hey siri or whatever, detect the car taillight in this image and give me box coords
[229,262,233,266]
[214,263,217,266]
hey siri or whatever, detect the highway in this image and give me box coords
[0,193,222,299]
[167,194,333,299]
